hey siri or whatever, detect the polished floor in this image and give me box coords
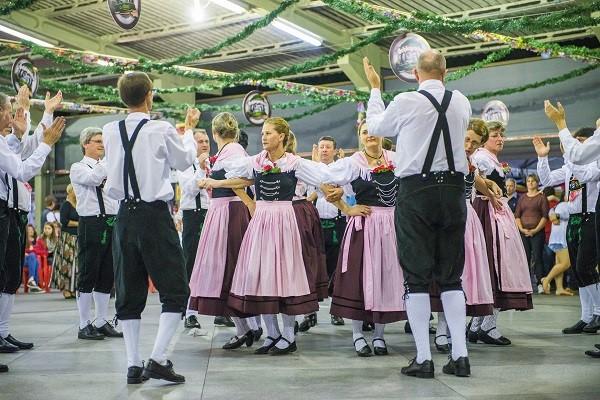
[1,292,599,400]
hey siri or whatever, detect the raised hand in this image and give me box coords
[44,91,63,113]
[544,100,566,130]
[10,107,27,137]
[42,117,66,146]
[337,148,345,159]
[312,144,318,162]
[185,107,201,131]
[532,136,550,157]
[16,85,30,111]
[363,57,381,89]
[346,204,372,217]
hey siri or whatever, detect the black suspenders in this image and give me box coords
[417,90,455,178]
[191,164,202,211]
[119,119,149,202]
[84,163,106,216]
[4,173,18,210]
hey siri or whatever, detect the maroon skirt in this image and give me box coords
[472,197,533,311]
[293,199,329,301]
[330,222,407,324]
[188,201,251,317]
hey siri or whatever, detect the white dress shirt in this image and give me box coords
[537,156,599,214]
[7,112,53,160]
[307,185,350,219]
[177,160,209,210]
[559,127,600,165]
[70,156,119,216]
[366,79,470,177]
[102,112,197,202]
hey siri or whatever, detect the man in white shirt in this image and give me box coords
[102,72,199,385]
[177,129,210,330]
[0,90,65,372]
[70,127,122,341]
[364,50,471,378]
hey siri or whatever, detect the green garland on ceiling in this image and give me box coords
[0,0,36,15]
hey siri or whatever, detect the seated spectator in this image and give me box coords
[37,222,57,267]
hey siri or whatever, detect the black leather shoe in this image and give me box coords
[142,359,185,383]
[562,320,588,334]
[78,324,105,340]
[298,313,317,332]
[372,339,388,356]
[354,337,372,357]
[255,336,281,355]
[96,323,123,338]
[253,327,263,342]
[585,349,600,358]
[270,337,297,356]
[435,335,450,354]
[362,321,374,332]
[0,336,18,353]
[222,330,253,350]
[583,315,600,334]
[213,316,226,326]
[127,364,149,384]
[595,344,600,350]
[185,315,201,329]
[401,358,434,379]
[0,364,7,373]
[223,316,235,327]
[4,334,33,350]
[477,329,511,346]
[467,327,479,343]
[331,315,345,326]
[443,356,471,377]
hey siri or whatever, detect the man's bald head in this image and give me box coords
[415,50,446,82]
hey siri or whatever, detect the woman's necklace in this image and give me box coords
[363,149,383,166]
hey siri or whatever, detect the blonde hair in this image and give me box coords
[486,120,506,136]
[468,118,489,143]
[286,131,297,154]
[212,112,239,140]
[264,117,290,146]
[357,119,368,150]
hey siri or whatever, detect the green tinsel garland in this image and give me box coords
[0,0,36,15]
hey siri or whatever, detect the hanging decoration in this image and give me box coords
[481,100,510,125]
[0,0,37,15]
[388,32,431,82]
[242,91,272,126]
[11,56,39,95]
[107,0,141,30]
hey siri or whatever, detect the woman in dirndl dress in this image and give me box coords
[469,121,533,346]
[202,117,325,355]
[323,120,406,357]
[52,184,79,299]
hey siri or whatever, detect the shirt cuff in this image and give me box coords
[37,142,52,155]
[558,128,572,141]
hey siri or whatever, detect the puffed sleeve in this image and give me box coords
[295,158,325,187]
[224,155,255,179]
[322,157,360,186]
[471,152,496,177]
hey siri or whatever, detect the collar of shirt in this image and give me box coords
[127,112,151,121]
[417,79,445,92]
[82,155,100,166]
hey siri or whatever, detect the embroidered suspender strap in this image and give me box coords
[85,163,106,216]
[417,90,455,177]
[118,119,149,201]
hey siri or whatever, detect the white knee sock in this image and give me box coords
[441,291,468,360]
[276,314,296,349]
[436,312,448,345]
[254,315,262,329]
[583,284,600,316]
[185,297,197,318]
[77,292,93,329]
[246,316,258,331]
[92,291,110,328]
[469,316,482,332]
[150,313,182,365]
[405,293,432,363]
[0,294,14,338]
[261,314,280,347]
[231,317,249,337]
[579,286,593,323]
[373,323,386,348]
[351,320,365,351]
[481,308,502,339]
[121,319,142,368]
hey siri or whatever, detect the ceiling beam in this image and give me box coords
[33,0,106,17]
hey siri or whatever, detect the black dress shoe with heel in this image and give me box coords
[0,337,19,353]
[298,313,317,333]
[435,335,450,354]
[331,315,345,326]
[222,330,253,350]
[583,315,600,334]
[477,328,511,346]
[401,358,434,379]
[142,359,185,383]
[254,336,280,355]
[270,337,297,356]
[78,324,104,340]
[185,315,201,329]
[4,335,33,350]
[96,323,123,338]
[253,327,263,342]
[372,339,388,356]
[443,356,471,377]
[354,337,372,357]
[127,363,150,384]
[562,320,588,334]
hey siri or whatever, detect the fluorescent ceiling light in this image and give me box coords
[212,0,246,14]
[272,18,322,46]
[0,23,53,48]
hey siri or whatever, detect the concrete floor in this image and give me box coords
[1,293,599,400]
